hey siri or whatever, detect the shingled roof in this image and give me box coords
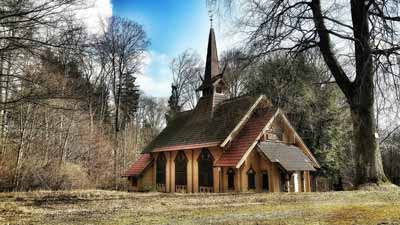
[257,141,316,171]
[142,95,262,153]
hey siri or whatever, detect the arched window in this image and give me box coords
[247,167,256,190]
[156,153,166,185]
[227,168,235,190]
[198,149,214,187]
[175,151,187,186]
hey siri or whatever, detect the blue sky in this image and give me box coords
[112,0,233,97]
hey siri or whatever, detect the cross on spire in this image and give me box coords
[207,0,217,28]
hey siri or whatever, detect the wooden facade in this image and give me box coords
[123,27,318,193]
[129,117,314,193]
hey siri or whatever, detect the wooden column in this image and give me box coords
[170,151,177,193]
[165,152,171,192]
[192,150,201,193]
[153,153,157,190]
[213,167,220,193]
[293,172,299,192]
[286,174,290,192]
[237,167,242,192]
[184,150,193,193]
[305,171,311,192]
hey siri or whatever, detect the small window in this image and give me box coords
[130,177,138,187]
[227,168,235,190]
[247,167,256,190]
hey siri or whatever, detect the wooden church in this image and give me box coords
[123,28,319,193]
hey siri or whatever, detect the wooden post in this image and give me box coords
[165,152,171,192]
[170,151,177,193]
[192,150,200,193]
[185,150,193,193]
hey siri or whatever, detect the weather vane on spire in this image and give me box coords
[206,0,217,28]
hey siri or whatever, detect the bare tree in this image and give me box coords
[0,0,84,152]
[97,16,149,133]
[220,48,249,98]
[169,49,203,110]
[96,16,149,189]
[220,0,400,186]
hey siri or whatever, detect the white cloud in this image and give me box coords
[137,51,172,98]
[75,0,113,35]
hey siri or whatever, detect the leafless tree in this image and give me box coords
[170,49,203,110]
[220,48,249,98]
[96,16,149,189]
[220,0,400,186]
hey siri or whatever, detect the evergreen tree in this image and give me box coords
[245,54,353,189]
[119,74,140,129]
[166,85,181,124]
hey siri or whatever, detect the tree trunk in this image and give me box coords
[349,0,387,185]
[350,92,387,185]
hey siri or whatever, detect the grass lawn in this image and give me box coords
[0,190,399,225]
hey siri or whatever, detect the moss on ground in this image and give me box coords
[0,190,399,224]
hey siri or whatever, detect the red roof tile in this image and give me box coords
[122,154,152,177]
[215,109,276,167]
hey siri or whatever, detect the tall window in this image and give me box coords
[227,168,235,190]
[175,151,187,186]
[247,167,256,190]
[198,149,213,187]
[156,153,166,185]
[262,171,269,191]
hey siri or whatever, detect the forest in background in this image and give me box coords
[1,0,400,192]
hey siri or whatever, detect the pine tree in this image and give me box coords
[166,85,181,124]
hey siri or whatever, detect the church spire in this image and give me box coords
[198,28,220,96]
[205,28,220,82]
[194,25,228,117]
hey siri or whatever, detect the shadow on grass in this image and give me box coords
[30,194,87,206]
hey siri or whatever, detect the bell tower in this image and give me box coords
[194,2,227,117]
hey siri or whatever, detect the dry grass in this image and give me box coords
[0,190,399,225]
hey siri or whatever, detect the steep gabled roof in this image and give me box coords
[215,108,320,169]
[215,107,277,167]
[122,154,152,177]
[142,95,263,153]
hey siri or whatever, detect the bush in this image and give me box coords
[16,161,93,191]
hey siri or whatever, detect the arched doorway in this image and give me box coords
[156,153,166,191]
[198,149,214,192]
[175,151,187,192]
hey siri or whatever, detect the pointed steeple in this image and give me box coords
[198,28,221,97]
[205,28,220,83]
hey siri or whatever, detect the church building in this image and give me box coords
[123,28,319,193]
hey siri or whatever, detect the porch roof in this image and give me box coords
[122,154,152,177]
[257,141,316,171]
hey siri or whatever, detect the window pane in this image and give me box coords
[156,153,166,184]
[175,152,187,185]
[198,149,213,187]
